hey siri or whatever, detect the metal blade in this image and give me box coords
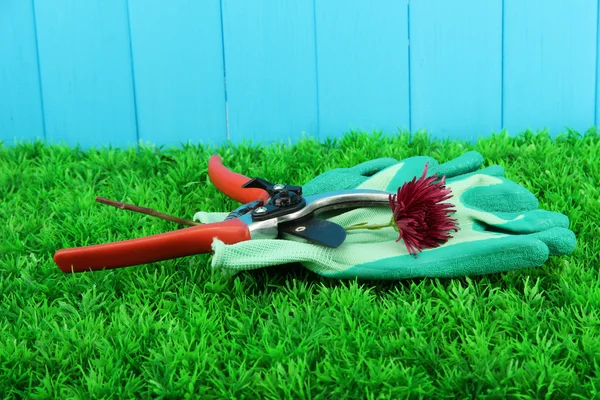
[279,218,347,248]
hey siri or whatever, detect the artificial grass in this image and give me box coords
[0,129,599,399]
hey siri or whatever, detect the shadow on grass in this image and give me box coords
[233,260,520,298]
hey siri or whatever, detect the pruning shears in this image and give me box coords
[53,155,391,273]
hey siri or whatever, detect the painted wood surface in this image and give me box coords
[0,0,45,144]
[1,0,600,148]
[597,2,600,128]
[503,0,597,136]
[409,0,503,141]
[127,0,226,147]
[314,0,410,137]
[34,0,138,148]
[221,0,318,144]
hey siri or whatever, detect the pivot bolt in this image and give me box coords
[273,184,285,191]
[255,207,267,214]
[295,226,306,232]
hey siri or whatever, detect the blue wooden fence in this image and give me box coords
[1,0,598,148]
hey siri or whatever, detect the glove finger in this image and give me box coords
[326,234,551,280]
[469,208,570,234]
[452,173,538,212]
[375,153,488,193]
[446,165,505,182]
[303,157,399,196]
[361,156,438,192]
[193,211,229,223]
[472,222,576,255]
[529,227,576,256]
[382,151,486,190]
[437,151,484,178]
[350,157,399,176]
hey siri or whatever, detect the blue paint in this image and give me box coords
[221,0,318,144]
[409,0,503,141]
[596,1,600,128]
[2,1,600,147]
[314,0,410,139]
[500,0,505,129]
[127,0,227,148]
[0,0,45,144]
[219,0,230,139]
[312,2,320,141]
[503,0,597,136]
[407,0,413,135]
[125,1,140,146]
[33,0,138,148]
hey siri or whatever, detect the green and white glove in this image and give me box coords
[194,152,576,280]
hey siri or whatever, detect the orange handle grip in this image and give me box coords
[208,154,270,204]
[54,218,251,273]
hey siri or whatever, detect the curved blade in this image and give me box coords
[279,218,347,248]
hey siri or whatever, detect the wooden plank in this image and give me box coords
[127,0,226,148]
[34,0,137,148]
[221,0,318,143]
[409,0,503,141]
[0,0,45,144]
[597,3,600,130]
[314,0,409,138]
[503,0,597,136]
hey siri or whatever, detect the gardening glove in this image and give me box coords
[194,154,576,279]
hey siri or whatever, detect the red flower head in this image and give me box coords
[389,163,459,256]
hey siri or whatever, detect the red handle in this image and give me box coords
[54,218,251,273]
[208,155,270,204]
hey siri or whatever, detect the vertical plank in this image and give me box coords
[0,0,45,144]
[221,0,318,144]
[597,3,600,130]
[409,0,502,141]
[128,0,226,148]
[504,0,597,136]
[34,0,137,148]
[315,0,410,138]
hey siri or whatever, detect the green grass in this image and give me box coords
[1,128,599,399]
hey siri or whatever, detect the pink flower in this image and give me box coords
[389,163,459,256]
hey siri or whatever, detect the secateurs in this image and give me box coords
[53,155,392,273]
